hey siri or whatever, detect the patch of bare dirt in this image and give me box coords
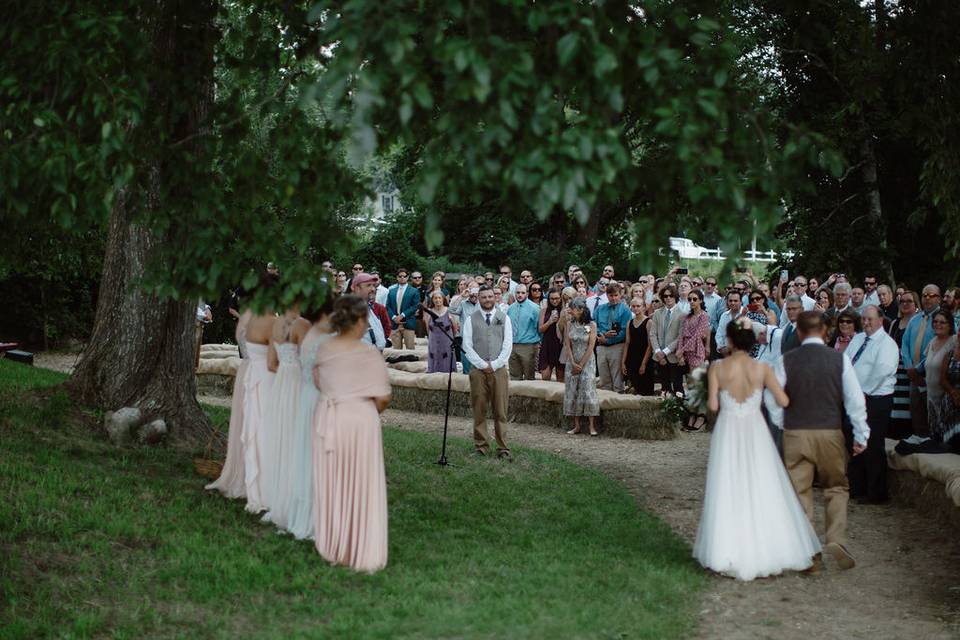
[381,408,960,640]
[33,351,82,375]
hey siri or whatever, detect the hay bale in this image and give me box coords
[200,343,240,354]
[387,378,677,440]
[383,347,428,361]
[196,373,235,397]
[389,360,428,373]
[197,356,240,376]
[888,470,960,529]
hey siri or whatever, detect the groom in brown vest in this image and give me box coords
[771,311,869,569]
[461,285,514,459]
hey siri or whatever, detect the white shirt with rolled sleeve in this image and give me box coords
[461,312,513,371]
[716,309,737,352]
[764,337,871,447]
[847,328,900,397]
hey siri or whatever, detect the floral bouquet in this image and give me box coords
[684,364,710,415]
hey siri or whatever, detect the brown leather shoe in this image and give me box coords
[825,542,856,570]
[801,553,823,575]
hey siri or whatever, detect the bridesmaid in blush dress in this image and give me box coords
[312,295,392,573]
[206,308,252,499]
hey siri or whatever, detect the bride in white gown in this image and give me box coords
[693,317,821,580]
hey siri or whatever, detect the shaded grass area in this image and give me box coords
[0,359,703,639]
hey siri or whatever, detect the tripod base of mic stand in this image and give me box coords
[436,454,453,467]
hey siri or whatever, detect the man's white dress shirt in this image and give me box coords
[847,328,900,396]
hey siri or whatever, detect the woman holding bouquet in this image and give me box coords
[677,288,711,431]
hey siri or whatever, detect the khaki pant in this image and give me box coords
[391,327,416,350]
[596,343,625,393]
[468,367,510,453]
[509,343,539,380]
[783,428,849,546]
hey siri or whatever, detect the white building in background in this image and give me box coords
[351,183,400,230]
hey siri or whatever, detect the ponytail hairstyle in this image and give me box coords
[329,294,368,334]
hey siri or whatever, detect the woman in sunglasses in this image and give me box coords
[925,310,958,441]
[677,289,711,430]
[744,290,776,358]
[889,291,920,438]
[528,283,544,306]
[828,309,861,354]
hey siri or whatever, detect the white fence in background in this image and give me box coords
[668,237,794,262]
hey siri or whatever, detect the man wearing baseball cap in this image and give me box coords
[351,272,388,351]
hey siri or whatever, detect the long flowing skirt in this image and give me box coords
[242,345,273,513]
[313,399,388,573]
[205,359,248,499]
[693,401,821,580]
[266,380,318,539]
[260,360,301,522]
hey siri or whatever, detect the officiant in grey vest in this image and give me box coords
[461,285,514,459]
[766,311,869,570]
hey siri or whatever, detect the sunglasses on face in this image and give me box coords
[412,276,422,279]
[750,296,763,302]
[353,266,362,271]
[933,319,950,325]
[530,287,541,292]
[838,319,854,325]
[661,293,674,299]
[688,297,700,302]
[923,293,941,298]
[337,272,345,277]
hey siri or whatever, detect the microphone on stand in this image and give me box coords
[422,305,440,321]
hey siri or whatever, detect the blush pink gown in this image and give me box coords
[312,342,391,573]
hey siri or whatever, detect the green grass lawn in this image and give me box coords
[0,359,703,639]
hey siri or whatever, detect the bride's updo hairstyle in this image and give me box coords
[330,294,368,334]
[727,316,756,352]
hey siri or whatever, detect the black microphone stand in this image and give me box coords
[423,305,460,467]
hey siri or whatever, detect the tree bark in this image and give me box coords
[860,134,895,286]
[69,0,218,447]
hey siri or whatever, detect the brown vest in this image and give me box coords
[782,343,845,430]
[471,309,507,362]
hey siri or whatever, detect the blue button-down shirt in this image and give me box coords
[703,292,724,331]
[901,307,940,372]
[507,299,542,344]
[595,301,632,345]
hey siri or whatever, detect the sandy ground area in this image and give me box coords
[33,352,960,639]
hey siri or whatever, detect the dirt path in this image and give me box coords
[36,352,960,638]
[377,408,960,640]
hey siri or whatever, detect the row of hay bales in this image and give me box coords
[386,368,677,440]
[885,440,960,527]
[195,341,678,440]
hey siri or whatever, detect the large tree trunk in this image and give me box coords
[69,0,217,447]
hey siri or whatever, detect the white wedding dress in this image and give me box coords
[693,387,821,580]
